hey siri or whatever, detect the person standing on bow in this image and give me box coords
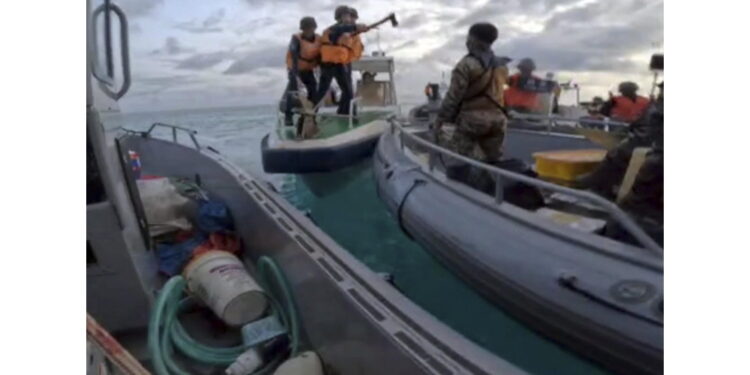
[284,16,321,132]
[315,6,370,116]
[434,23,510,167]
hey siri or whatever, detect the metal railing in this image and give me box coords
[387,116,663,256]
[275,95,362,134]
[348,97,361,128]
[143,122,201,150]
[509,111,630,133]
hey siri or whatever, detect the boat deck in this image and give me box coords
[278,111,391,141]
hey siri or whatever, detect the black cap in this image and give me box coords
[300,16,317,30]
[350,7,358,19]
[468,23,498,45]
[619,81,639,93]
[517,58,536,70]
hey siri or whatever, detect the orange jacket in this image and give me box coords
[611,95,650,123]
[350,34,364,62]
[504,73,540,111]
[320,27,355,64]
[285,33,321,71]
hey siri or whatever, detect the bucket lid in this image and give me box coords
[183,250,240,278]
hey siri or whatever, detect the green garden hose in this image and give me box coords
[148,255,301,375]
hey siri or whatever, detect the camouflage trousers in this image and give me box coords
[446,110,507,162]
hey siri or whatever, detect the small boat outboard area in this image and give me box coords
[87,2,665,374]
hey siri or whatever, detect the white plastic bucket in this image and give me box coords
[184,251,267,327]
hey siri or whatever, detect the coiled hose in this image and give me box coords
[148,256,301,375]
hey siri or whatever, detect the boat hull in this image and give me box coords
[118,134,523,375]
[261,132,380,174]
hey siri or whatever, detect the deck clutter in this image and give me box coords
[128,168,303,374]
[87,1,666,374]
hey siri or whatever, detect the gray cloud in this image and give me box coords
[223,46,287,75]
[130,22,143,34]
[417,0,661,74]
[203,8,226,28]
[118,0,164,18]
[176,51,233,70]
[175,8,226,34]
[454,0,581,27]
[151,37,194,56]
[124,0,662,112]
[232,17,275,35]
[495,0,663,73]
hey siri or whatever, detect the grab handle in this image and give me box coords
[91,2,131,100]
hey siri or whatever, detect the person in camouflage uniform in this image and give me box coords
[434,23,510,164]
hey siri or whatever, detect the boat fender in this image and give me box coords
[397,179,426,239]
[273,351,324,375]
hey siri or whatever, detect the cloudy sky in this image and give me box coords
[114,0,663,112]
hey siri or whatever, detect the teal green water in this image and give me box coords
[111,106,610,375]
[280,160,609,375]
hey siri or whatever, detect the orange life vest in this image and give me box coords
[610,95,650,123]
[504,73,540,111]
[320,27,354,64]
[350,34,364,62]
[285,33,321,71]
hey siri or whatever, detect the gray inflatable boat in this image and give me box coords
[373,118,663,375]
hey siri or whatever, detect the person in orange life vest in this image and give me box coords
[600,81,650,123]
[284,16,321,128]
[504,58,542,112]
[315,6,370,116]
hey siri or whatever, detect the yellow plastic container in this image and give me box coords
[533,149,607,185]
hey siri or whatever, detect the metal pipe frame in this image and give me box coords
[145,122,201,150]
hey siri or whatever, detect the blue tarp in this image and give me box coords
[156,200,234,276]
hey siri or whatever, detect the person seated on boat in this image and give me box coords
[358,71,383,106]
[284,16,321,132]
[315,6,371,117]
[588,96,605,116]
[605,106,663,246]
[504,58,542,113]
[578,84,663,200]
[434,22,509,169]
[599,81,650,123]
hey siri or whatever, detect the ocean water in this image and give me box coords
[105,106,609,375]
